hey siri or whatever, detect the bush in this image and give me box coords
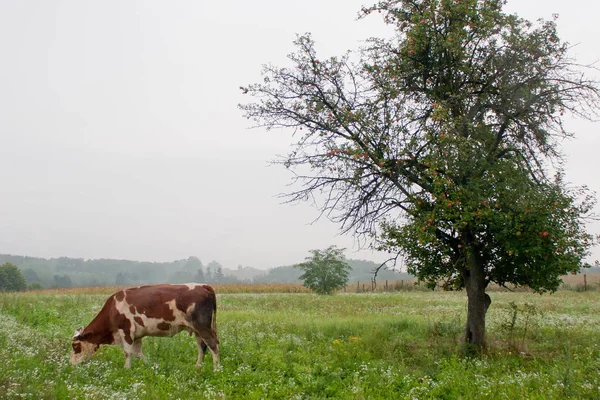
[28,282,43,290]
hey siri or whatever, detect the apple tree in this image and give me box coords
[240,0,599,351]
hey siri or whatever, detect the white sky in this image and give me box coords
[0,0,598,270]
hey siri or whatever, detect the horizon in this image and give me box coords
[0,250,396,272]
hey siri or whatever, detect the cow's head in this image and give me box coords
[70,327,98,365]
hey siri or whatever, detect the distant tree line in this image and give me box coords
[0,253,412,289]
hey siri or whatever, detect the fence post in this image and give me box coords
[357,281,360,292]
[584,274,587,291]
[362,284,365,292]
[385,280,388,291]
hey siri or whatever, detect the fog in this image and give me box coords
[0,0,598,269]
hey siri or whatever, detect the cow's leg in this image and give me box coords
[132,338,148,363]
[196,328,221,371]
[195,334,208,366]
[120,336,135,368]
[123,350,133,368]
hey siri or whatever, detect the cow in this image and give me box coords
[69,283,221,371]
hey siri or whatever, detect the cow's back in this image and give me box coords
[122,283,213,317]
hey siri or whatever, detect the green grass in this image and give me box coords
[1,290,600,399]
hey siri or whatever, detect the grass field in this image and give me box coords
[1,287,600,399]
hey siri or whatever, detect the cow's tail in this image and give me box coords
[212,295,218,339]
[203,284,218,338]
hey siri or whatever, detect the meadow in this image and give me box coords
[1,285,600,399]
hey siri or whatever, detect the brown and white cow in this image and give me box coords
[70,283,220,371]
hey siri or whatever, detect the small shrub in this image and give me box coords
[28,282,43,291]
[499,301,540,353]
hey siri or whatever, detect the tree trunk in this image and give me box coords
[463,246,490,353]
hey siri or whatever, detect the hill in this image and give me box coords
[0,253,412,288]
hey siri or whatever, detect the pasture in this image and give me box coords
[1,287,600,399]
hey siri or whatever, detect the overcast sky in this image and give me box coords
[0,0,598,270]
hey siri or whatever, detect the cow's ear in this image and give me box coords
[73,327,84,339]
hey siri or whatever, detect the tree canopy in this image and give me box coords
[241,0,600,349]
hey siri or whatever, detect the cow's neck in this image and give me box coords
[83,303,117,345]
